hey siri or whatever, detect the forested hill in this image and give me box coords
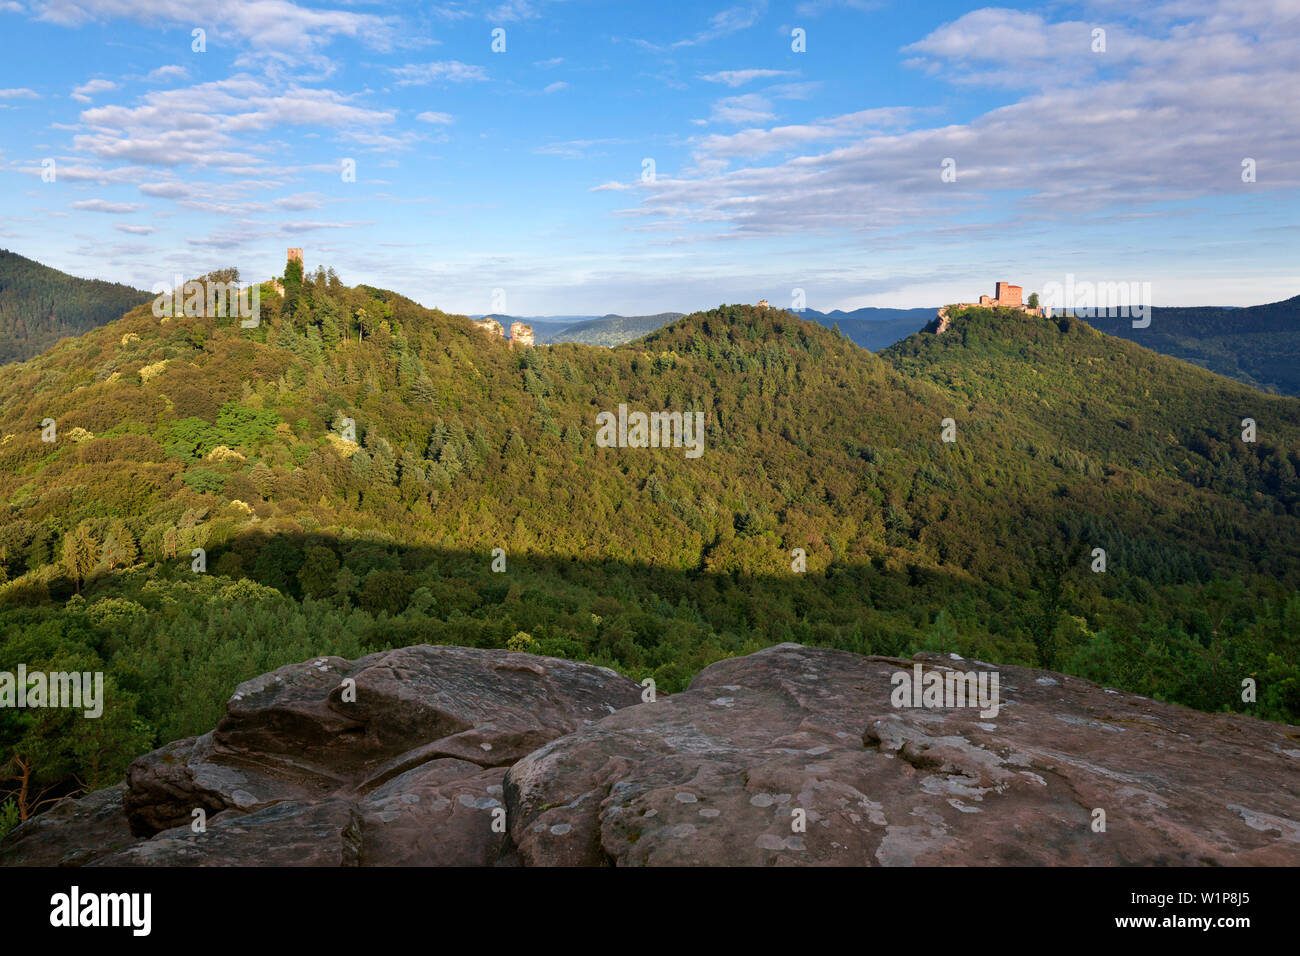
[1,277,1298,817]
[1085,295,1300,396]
[0,250,152,365]
[548,312,684,346]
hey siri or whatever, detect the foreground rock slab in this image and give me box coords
[1,645,642,866]
[0,784,134,867]
[505,644,1300,865]
[5,643,1297,866]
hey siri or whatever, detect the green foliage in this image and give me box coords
[2,282,1300,820]
[0,798,18,841]
[182,467,225,495]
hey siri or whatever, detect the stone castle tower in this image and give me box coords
[287,248,303,265]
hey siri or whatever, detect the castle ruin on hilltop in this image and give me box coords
[509,321,535,347]
[268,247,303,296]
[473,316,534,347]
[931,281,1050,334]
[268,249,536,346]
[473,317,504,338]
[980,282,1029,309]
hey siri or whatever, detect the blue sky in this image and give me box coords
[1,0,1297,315]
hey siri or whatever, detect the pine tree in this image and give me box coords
[61,521,99,592]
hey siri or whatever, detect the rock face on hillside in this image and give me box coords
[3,644,1298,866]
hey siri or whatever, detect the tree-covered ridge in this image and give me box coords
[0,250,153,366]
[1,278,1298,831]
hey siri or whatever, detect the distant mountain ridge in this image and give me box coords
[797,307,938,352]
[0,250,153,365]
[1,248,1295,394]
[468,313,685,346]
[468,306,934,350]
[1086,295,1300,395]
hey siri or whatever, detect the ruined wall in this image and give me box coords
[474,317,505,338]
[510,322,535,347]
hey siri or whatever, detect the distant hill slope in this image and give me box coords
[800,307,937,351]
[506,307,933,350]
[1085,295,1300,396]
[0,250,152,364]
[465,313,684,345]
[549,312,684,346]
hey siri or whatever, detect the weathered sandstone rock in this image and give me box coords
[2,645,641,866]
[5,643,1297,866]
[0,783,134,867]
[504,644,1300,866]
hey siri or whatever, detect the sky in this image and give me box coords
[1,0,1298,315]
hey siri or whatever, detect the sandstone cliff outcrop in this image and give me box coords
[3,644,1296,866]
[509,321,534,347]
[472,317,504,338]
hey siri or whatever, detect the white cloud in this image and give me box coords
[795,0,883,13]
[279,219,369,232]
[0,88,39,99]
[145,65,189,83]
[390,61,488,86]
[429,3,475,21]
[673,2,766,48]
[632,1,767,52]
[625,3,1300,239]
[10,161,146,183]
[274,193,327,210]
[71,199,140,213]
[72,79,398,168]
[71,78,117,102]
[416,111,454,124]
[139,181,193,198]
[115,223,157,234]
[38,0,397,59]
[533,138,627,159]
[700,69,796,87]
[692,107,914,161]
[706,81,822,125]
[543,81,567,94]
[488,0,544,22]
[710,93,776,125]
